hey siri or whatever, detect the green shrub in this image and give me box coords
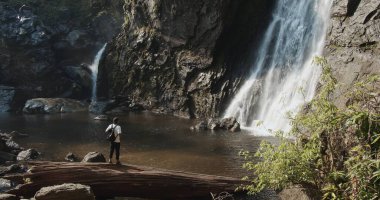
[240,57,380,199]
[240,133,321,194]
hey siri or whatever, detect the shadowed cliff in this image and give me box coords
[98,0,276,118]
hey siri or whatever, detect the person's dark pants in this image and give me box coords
[109,142,120,160]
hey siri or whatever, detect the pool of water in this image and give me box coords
[0,112,278,178]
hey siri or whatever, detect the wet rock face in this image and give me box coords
[0,1,124,109]
[99,0,276,118]
[326,0,380,108]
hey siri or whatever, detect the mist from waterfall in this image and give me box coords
[89,43,107,102]
[224,0,332,135]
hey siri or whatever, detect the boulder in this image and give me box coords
[82,152,106,163]
[65,153,79,162]
[279,187,322,200]
[191,118,241,132]
[0,164,26,176]
[220,117,241,132]
[0,178,13,192]
[34,183,95,200]
[0,193,18,200]
[0,133,23,155]
[17,149,39,161]
[23,98,88,114]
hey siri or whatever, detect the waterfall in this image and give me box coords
[224,0,332,135]
[89,43,107,102]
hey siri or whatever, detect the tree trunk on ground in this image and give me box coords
[5,162,246,199]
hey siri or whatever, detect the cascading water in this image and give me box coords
[89,43,107,102]
[224,0,332,135]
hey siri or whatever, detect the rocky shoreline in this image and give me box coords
[0,128,109,199]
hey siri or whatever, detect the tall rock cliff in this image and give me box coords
[326,0,380,107]
[0,0,123,111]
[98,0,275,118]
[100,0,379,118]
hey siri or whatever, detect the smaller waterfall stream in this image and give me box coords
[89,44,107,102]
[224,0,332,135]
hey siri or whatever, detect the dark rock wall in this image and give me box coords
[2,0,377,116]
[326,0,380,107]
[0,0,123,111]
[99,0,276,118]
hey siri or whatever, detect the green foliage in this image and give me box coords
[342,74,380,199]
[240,133,320,194]
[240,57,380,199]
[345,146,380,200]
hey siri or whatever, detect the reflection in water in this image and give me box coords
[0,112,277,177]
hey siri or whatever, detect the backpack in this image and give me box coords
[106,125,116,142]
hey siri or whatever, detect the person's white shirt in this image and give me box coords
[105,123,122,143]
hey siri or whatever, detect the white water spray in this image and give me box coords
[89,43,107,102]
[224,0,332,135]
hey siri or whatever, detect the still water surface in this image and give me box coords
[0,112,277,177]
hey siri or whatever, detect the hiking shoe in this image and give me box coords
[116,161,121,165]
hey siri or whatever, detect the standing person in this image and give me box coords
[105,117,122,164]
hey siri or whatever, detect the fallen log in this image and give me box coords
[5,162,247,199]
